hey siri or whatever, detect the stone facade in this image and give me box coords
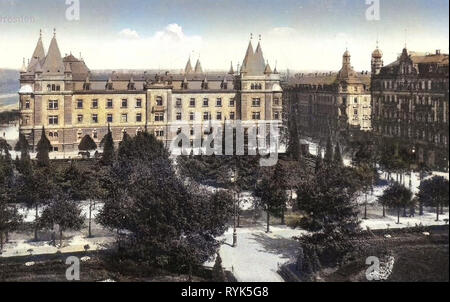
[19,33,282,153]
[371,48,449,170]
[284,50,371,139]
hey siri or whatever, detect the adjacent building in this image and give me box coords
[371,47,449,170]
[284,50,372,139]
[18,31,282,153]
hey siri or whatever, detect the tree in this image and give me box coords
[296,165,360,235]
[101,127,115,165]
[97,133,234,271]
[212,253,226,282]
[78,135,97,153]
[16,166,54,241]
[333,141,343,166]
[255,167,288,233]
[39,195,84,247]
[55,162,104,238]
[354,164,377,220]
[0,138,11,158]
[14,134,32,174]
[0,152,22,251]
[315,147,323,173]
[379,183,413,224]
[417,176,449,221]
[36,126,51,167]
[324,136,333,163]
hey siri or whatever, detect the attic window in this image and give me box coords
[106,83,113,90]
[201,81,209,90]
[83,83,91,90]
[221,82,228,89]
[182,82,188,89]
[128,82,135,90]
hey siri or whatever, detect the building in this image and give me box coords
[284,50,371,139]
[371,47,449,170]
[18,31,282,153]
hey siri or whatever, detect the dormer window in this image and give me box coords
[201,81,208,90]
[83,83,91,90]
[182,82,188,89]
[106,82,113,90]
[128,82,135,90]
[221,82,228,89]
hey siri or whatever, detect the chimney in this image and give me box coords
[436,49,441,55]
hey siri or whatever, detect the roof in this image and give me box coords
[42,35,65,74]
[240,40,267,76]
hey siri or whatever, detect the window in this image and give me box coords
[354,98,358,104]
[121,99,128,108]
[203,98,209,107]
[83,83,90,91]
[189,112,195,121]
[252,98,261,107]
[48,100,58,110]
[121,114,128,123]
[274,112,280,120]
[176,98,182,108]
[77,99,83,109]
[77,115,83,123]
[107,114,113,123]
[155,113,164,122]
[136,99,142,108]
[354,109,358,116]
[176,112,182,121]
[92,130,98,139]
[216,98,222,107]
[230,112,235,120]
[136,113,142,122]
[155,130,164,137]
[229,98,235,107]
[48,115,59,125]
[92,99,98,109]
[252,112,261,120]
[25,100,30,109]
[274,98,279,106]
[216,112,222,120]
[203,112,210,121]
[190,98,196,107]
[156,97,163,106]
[190,128,195,136]
[92,114,98,123]
[106,99,113,109]
[106,82,113,90]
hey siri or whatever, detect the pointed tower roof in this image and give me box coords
[264,61,272,74]
[194,59,203,73]
[28,30,46,72]
[21,58,27,73]
[185,58,193,74]
[228,61,234,75]
[241,38,266,76]
[241,40,254,73]
[338,49,356,79]
[42,30,65,74]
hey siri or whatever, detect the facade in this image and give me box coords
[371,47,449,170]
[284,50,371,139]
[18,32,282,153]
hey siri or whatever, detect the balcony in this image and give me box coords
[152,105,166,112]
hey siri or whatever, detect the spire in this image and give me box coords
[28,30,46,72]
[264,61,272,74]
[21,58,27,73]
[228,61,234,75]
[241,39,254,73]
[194,59,203,73]
[42,30,65,74]
[184,57,193,74]
[253,40,266,73]
[273,61,279,74]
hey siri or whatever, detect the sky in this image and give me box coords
[0,0,448,72]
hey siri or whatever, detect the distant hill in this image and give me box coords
[0,69,20,94]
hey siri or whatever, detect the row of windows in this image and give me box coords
[175,111,236,121]
[175,98,236,108]
[76,98,143,109]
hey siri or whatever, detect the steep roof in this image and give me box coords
[27,32,46,72]
[42,35,65,74]
[194,59,203,73]
[241,41,266,75]
[184,58,193,74]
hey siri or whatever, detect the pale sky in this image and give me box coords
[0,0,448,72]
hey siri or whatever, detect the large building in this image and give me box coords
[18,31,283,153]
[284,50,372,140]
[371,47,449,170]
